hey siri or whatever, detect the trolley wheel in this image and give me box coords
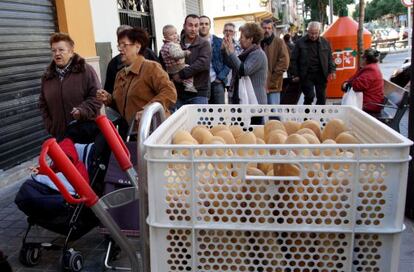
[61,248,83,272]
[19,244,41,267]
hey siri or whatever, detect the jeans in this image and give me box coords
[174,96,208,111]
[301,73,327,105]
[209,81,225,104]
[267,92,280,105]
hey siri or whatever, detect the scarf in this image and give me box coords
[231,44,260,104]
[260,33,274,49]
[55,59,73,81]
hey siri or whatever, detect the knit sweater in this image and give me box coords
[224,48,268,104]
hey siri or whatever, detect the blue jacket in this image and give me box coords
[211,35,230,84]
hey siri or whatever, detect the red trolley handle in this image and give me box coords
[96,115,132,171]
[39,138,98,207]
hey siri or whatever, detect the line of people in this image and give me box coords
[38,15,384,142]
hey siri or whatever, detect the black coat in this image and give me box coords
[290,35,336,81]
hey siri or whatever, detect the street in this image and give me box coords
[380,50,411,79]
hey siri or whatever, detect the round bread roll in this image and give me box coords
[253,126,265,140]
[267,131,288,145]
[302,133,321,156]
[256,138,267,156]
[278,164,301,176]
[210,124,230,135]
[300,120,322,140]
[229,125,244,139]
[264,120,286,135]
[321,119,346,141]
[283,120,301,135]
[173,140,196,156]
[191,125,208,134]
[236,132,256,144]
[247,167,265,176]
[284,134,309,145]
[296,128,317,138]
[335,132,359,144]
[191,126,212,144]
[205,136,225,145]
[302,133,320,144]
[236,132,256,157]
[267,169,274,176]
[205,136,226,156]
[215,130,236,144]
[265,129,288,143]
[173,130,198,144]
[258,163,273,174]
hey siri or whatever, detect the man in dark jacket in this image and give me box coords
[291,21,336,105]
[172,14,212,109]
[199,15,229,104]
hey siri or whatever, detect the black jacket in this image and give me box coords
[290,35,336,81]
[175,35,212,99]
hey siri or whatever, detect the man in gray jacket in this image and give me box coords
[291,21,336,105]
[172,14,212,109]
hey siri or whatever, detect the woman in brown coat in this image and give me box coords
[97,27,177,133]
[39,33,102,140]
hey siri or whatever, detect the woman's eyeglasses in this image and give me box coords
[51,48,68,55]
[117,43,134,50]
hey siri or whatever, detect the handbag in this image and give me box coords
[341,87,363,109]
[238,76,258,104]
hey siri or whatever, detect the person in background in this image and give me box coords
[222,22,268,106]
[342,48,384,114]
[280,33,302,105]
[104,25,159,94]
[290,21,336,105]
[172,14,211,109]
[159,24,196,93]
[222,22,242,103]
[283,33,295,53]
[39,32,102,141]
[260,19,290,105]
[292,30,303,43]
[96,28,177,137]
[199,15,230,104]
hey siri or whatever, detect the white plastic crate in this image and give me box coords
[144,105,412,232]
[149,227,403,272]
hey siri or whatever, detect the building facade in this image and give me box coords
[0,0,204,170]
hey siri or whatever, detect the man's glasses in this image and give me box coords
[117,43,134,50]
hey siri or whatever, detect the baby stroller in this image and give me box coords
[14,138,105,271]
[13,115,119,271]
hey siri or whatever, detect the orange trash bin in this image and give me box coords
[322,16,372,98]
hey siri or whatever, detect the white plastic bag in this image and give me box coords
[238,76,258,104]
[341,87,363,109]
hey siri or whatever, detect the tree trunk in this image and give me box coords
[357,0,365,67]
[357,0,365,66]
